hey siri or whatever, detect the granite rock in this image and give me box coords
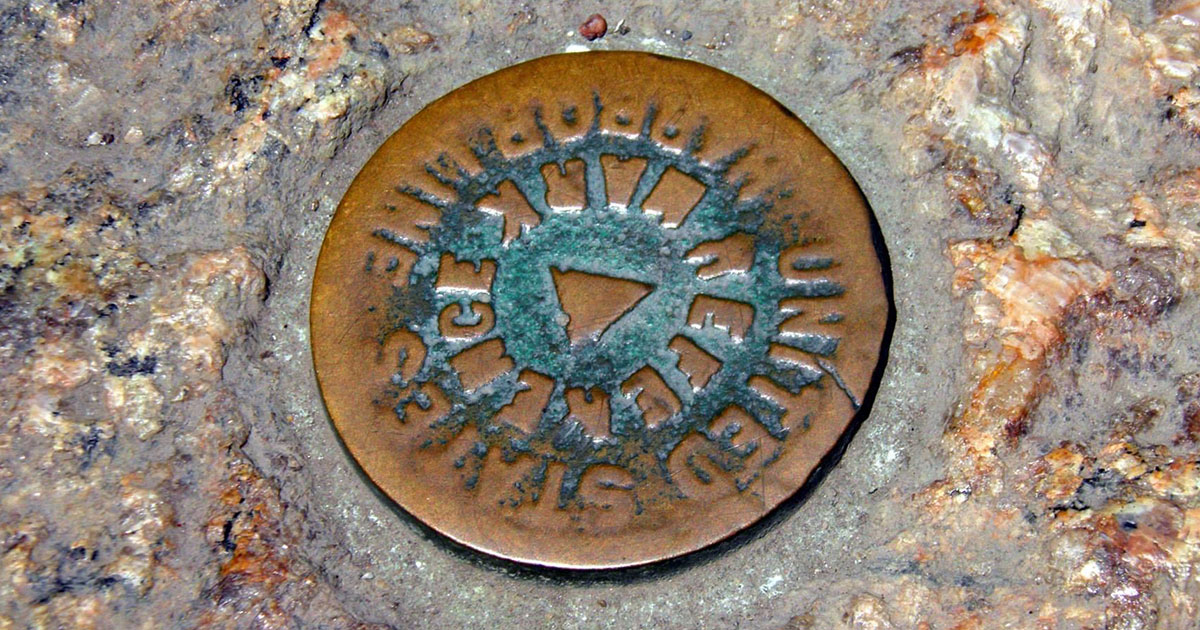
[2,0,1200,628]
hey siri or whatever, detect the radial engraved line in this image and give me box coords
[583,152,607,210]
[397,184,452,210]
[640,102,658,138]
[509,162,556,218]
[628,160,667,211]
[647,350,697,407]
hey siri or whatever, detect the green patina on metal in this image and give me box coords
[369,97,848,507]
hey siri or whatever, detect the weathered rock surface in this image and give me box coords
[2,1,1199,628]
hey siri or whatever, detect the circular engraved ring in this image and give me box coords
[311,52,890,569]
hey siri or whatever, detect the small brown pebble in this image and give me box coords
[579,14,607,41]
[783,614,814,629]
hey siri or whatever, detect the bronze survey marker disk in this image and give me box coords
[311,52,889,569]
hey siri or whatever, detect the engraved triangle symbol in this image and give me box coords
[550,268,652,344]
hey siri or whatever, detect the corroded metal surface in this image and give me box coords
[310,52,889,569]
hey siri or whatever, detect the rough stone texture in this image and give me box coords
[2,0,1200,628]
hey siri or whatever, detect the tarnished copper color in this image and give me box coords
[310,52,890,569]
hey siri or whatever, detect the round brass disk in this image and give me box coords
[311,52,890,569]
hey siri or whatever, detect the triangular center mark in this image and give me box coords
[550,268,652,344]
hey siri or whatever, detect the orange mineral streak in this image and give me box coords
[1034,443,1087,502]
[305,12,357,80]
[1048,489,1200,618]
[916,6,1001,71]
[946,240,1109,480]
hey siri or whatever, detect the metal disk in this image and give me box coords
[311,52,890,570]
